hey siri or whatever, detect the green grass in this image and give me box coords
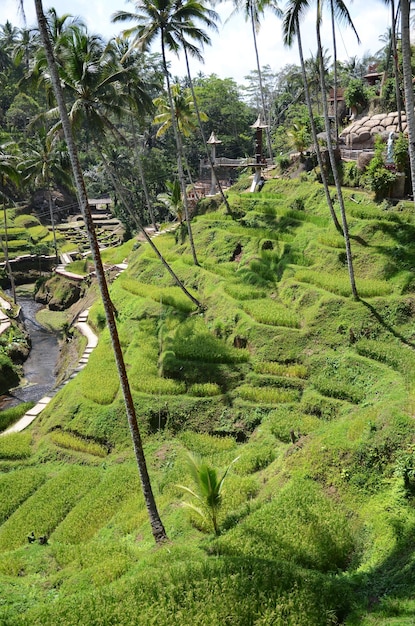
[0,403,34,432]
[0,465,101,551]
[242,298,301,327]
[2,178,415,625]
[0,433,32,459]
[49,430,108,457]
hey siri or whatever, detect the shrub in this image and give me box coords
[364,135,398,201]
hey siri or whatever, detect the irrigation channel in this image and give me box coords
[0,291,60,411]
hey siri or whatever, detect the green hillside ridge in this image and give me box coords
[1,178,415,624]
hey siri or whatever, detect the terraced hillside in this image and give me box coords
[1,178,415,625]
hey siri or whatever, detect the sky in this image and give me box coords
[2,0,392,85]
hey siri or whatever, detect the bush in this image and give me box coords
[364,135,398,201]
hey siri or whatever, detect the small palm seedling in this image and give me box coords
[177,452,239,536]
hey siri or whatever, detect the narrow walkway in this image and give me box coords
[2,309,97,435]
[1,226,174,434]
[0,296,12,335]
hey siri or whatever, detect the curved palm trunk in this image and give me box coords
[316,8,358,299]
[161,34,199,266]
[34,0,168,544]
[401,0,415,206]
[98,145,202,309]
[296,16,342,234]
[390,0,403,132]
[183,48,231,212]
[250,7,273,161]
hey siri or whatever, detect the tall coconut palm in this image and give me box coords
[401,0,415,206]
[283,11,342,233]
[112,0,216,267]
[0,144,19,304]
[225,0,281,161]
[153,82,207,196]
[284,0,358,299]
[181,41,232,212]
[20,127,71,262]
[33,0,168,544]
[108,37,160,231]
[49,25,201,307]
[329,0,359,142]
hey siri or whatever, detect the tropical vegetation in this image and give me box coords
[1,0,415,623]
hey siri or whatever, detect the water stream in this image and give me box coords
[0,292,60,411]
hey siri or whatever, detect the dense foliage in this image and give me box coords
[1,177,415,624]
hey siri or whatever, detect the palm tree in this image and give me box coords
[153,82,206,137]
[283,11,342,233]
[112,0,216,267]
[284,0,358,299]
[33,0,168,544]
[20,127,71,262]
[44,24,201,308]
[109,37,160,231]
[177,452,239,535]
[225,0,281,161]
[153,82,207,196]
[400,0,415,207]
[0,144,20,304]
[181,41,232,213]
[158,179,184,223]
[329,0,359,143]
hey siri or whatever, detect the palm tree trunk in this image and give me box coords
[48,187,58,263]
[296,16,343,234]
[250,7,273,162]
[34,0,168,544]
[390,0,403,132]
[161,34,199,266]
[330,0,339,143]
[98,145,202,309]
[183,48,231,213]
[2,199,16,304]
[401,0,415,207]
[129,117,158,231]
[316,6,358,299]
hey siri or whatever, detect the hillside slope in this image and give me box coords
[1,178,415,625]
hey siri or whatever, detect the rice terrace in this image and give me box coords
[1,173,415,624]
[2,0,415,623]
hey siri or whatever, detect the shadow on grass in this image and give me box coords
[360,299,415,349]
[347,517,415,623]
